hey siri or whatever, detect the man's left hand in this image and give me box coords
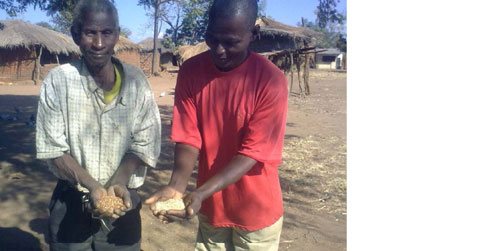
[106,184,132,219]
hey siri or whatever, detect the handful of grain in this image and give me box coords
[97,195,125,212]
[155,199,185,212]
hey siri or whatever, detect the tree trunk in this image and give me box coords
[152,0,160,75]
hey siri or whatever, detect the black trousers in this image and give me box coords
[48,180,142,251]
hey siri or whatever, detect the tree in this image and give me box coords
[298,17,345,48]
[120,27,132,38]
[138,0,167,75]
[36,21,57,31]
[160,0,187,46]
[335,33,346,52]
[50,8,74,34]
[174,0,212,45]
[258,0,266,18]
[0,0,114,35]
[316,0,344,28]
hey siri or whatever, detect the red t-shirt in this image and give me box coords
[170,51,288,231]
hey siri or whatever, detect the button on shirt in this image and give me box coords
[36,57,161,192]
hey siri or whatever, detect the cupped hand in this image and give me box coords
[144,185,183,223]
[89,185,108,218]
[166,191,203,221]
[106,184,132,219]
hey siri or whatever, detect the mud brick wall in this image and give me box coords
[0,48,36,81]
[115,50,140,69]
[140,52,153,77]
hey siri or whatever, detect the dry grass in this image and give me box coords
[281,135,347,215]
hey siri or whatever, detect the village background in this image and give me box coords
[0,0,347,250]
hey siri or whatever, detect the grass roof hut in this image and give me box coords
[251,17,320,95]
[138,37,176,76]
[114,36,141,68]
[250,17,318,53]
[175,42,209,66]
[0,20,80,84]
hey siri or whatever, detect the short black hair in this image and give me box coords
[208,0,258,28]
[71,0,119,35]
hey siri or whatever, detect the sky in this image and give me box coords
[0,0,346,43]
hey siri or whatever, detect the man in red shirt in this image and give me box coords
[145,0,288,249]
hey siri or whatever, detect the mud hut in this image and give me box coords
[0,20,80,84]
[138,37,175,75]
[114,36,141,68]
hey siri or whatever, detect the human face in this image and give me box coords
[205,15,257,71]
[75,11,119,70]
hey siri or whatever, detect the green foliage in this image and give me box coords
[50,9,73,34]
[0,0,115,35]
[335,34,346,52]
[258,0,266,18]
[316,0,345,28]
[298,17,345,49]
[161,36,176,50]
[141,0,265,47]
[174,0,212,45]
[35,21,58,31]
[120,26,132,38]
[0,0,113,16]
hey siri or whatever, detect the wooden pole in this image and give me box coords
[36,46,43,85]
[296,53,303,95]
[151,0,160,75]
[289,51,294,94]
[303,52,310,95]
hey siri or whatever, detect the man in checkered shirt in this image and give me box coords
[35,0,160,250]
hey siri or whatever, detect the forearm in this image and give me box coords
[107,153,143,187]
[51,154,101,191]
[168,143,200,193]
[195,154,257,200]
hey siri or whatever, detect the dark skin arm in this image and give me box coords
[51,153,143,219]
[168,154,257,221]
[145,143,257,223]
[51,153,108,215]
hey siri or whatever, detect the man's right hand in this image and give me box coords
[144,185,183,223]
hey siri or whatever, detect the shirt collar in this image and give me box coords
[80,57,127,106]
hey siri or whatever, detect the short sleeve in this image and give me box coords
[170,67,202,150]
[128,89,161,168]
[238,75,288,164]
[36,70,70,159]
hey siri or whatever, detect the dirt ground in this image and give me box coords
[0,68,346,251]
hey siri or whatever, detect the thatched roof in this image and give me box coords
[138,37,164,52]
[0,20,80,55]
[114,36,141,52]
[177,42,209,62]
[138,37,174,54]
[256,17,319,43]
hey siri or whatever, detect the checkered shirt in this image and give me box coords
[36,57,161,192]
